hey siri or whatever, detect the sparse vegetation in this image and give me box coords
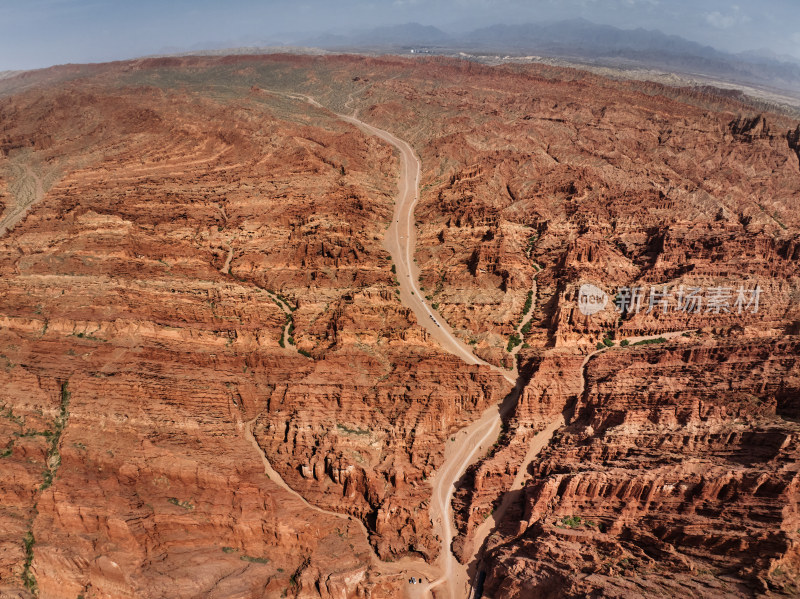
[521,289,534,318]
[337,423,370,436]
[22,530,37,594]
[0,440,13,458]
[167,497,194,510]
[559,515,582,528]
[275,293,296,311]
[241,555,269,564]
[525,233,538,257]
[41,382,70,490]
[71,331,105,342]
[1,403,24,427]
[633,337,667,346]
[507,333,522,352]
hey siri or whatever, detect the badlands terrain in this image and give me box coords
[0,54,798,598]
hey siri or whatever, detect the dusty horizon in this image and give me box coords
[1,0,799,72]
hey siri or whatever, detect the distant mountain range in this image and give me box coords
[292,19,800,94]
[302,23,452,49]
[149,20,800,96]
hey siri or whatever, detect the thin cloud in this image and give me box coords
[705,5,751,30]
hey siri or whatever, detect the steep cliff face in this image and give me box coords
[482,336,800,598]
[788,125,800,168]
[350,65,800,358]
[0,316,384,598]
[451,349,586,560]
[1,54,798,598]
[253,353,506,561]
[0,70,507,598]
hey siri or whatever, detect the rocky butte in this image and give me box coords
[0,53,797,599]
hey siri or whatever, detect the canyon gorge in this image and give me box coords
[0,53,798,598]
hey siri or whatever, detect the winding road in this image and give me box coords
[243,419,440,585]
[0,161,45,238]
[267,90,638,599]
[256,90,699,599]
[283,92,505,376]
[268,90,524,598]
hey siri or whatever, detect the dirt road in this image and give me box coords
[270,90,527,599]
[244,418,439,589]
[317,97,523,598]
[283,91,501,373]
[0,161,45,237]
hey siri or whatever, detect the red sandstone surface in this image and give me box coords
[0,53,798,598]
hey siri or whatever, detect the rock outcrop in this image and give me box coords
[0,64,508,598]
[480,336,800,597]
[0,52,798,599]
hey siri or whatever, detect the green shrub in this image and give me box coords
[22,530,36,593]
[522,290,534,316]
[167,497,194,510]
[337,423,370,436]
[620,339,630,347]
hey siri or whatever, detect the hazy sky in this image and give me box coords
[1,0,799,71]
